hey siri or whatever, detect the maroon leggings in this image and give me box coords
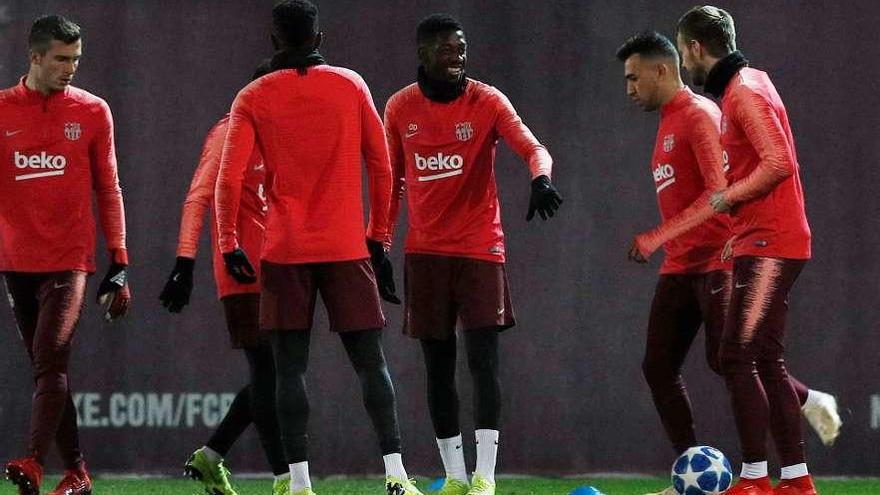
[4,271,87,468]
[720,256,807,466]
[644,269,809,455]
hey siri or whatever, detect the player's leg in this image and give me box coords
[225,293,288,482]
[456,259,515,495]
[720,257,809,495]
[644,275,704,455]
[406,254,467,494]
[184,385,249,495]
[4,273,45,494]
[420,336,469,493]
[20,272,88,495]
[743,259,816,494]
[320,259,422,495]
[261,261,318,495]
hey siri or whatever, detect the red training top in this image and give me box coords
[176,115,266,298]
[719,68,811,259]
[383,79,552,263]
[215,65,392,264]
[634,87,731,274]
[0,78,127,273]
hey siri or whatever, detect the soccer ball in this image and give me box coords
[671,446,733,495]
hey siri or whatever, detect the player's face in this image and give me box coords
[31,39,82,92]
[420,30,467,83]
[676,33,707,86]
[623,54,661,112]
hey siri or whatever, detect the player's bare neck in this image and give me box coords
[24,72,54,97]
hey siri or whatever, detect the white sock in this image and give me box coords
[289,461,311,493]
[202,446,222,463]
[274,472,290,483]
[803,389,822,410]
[474,429,499,484]
[383,453,408,480]
[437,434,468,483]
[781,463,809,480]
[741,461,768,479]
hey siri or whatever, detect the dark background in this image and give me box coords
[1,0,877,477]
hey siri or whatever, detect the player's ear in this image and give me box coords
[313,31,323,50]
[28,49,42,66]
[417,45,430,66]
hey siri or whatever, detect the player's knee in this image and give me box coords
[641,355,675,385]
[706,353,723,376]
[719,342,750,376]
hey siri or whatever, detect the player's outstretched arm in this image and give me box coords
[712,88,794,211]
[382,98,406,251]
[90,100,131,321]
[631,112,724,260]
[490,89,562,221]
[361,81,400,304]
[215,93,256,283]
[160,121,227,312]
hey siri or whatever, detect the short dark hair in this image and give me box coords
[272,0,319,48]
[416,13,464,46]
[676,5,736,58]
[28,14,80,54]
[615,31,679,64]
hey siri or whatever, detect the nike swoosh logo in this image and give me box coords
[710,287,724,295]
[254,164,265,170]
[5,130,22,137]
[405,131,418,138]
[735,282,748,289]
[53,282,69,289]
[172,273,180,282]
[497,308,505,315]
[455,444,462,449]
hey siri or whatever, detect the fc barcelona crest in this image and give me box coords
[455,121,474,141]
[662,134,675,152]
[64,122,81,141]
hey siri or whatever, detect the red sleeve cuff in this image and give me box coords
[112,248,129,265]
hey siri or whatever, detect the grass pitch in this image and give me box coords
[3,476,878,494]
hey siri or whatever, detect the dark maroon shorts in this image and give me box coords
[221,293,267,349]
[259,259,385,333]
[404,254,515,340]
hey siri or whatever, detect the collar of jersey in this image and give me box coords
[269,49,326,74]
[14,76,70,103]
[660,86,693,116]
[417,66,468,103]
[704,50,749,98]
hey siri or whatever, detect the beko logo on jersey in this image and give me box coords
[414,153,464,182]
[653,163,675,193]
[13,151,68,181]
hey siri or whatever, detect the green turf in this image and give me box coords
[2,476,877,494]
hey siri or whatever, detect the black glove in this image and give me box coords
[223,248,257,284]
[159,257,195,313]
[97,263,131,321]
[526,175,563,221]
[366,238,401,304]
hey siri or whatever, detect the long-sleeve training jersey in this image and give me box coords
[215,65,391,264]
[635,87,731,274]
[720,68,811,259]
[383,79,552,263]
[176,115,266,298]
[0,78,127,273]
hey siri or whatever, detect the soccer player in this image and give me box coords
[676,6,824,494]
[616,30,840,495]
[159,62,289,495]
[383,14,562,495]
[213,2,421,495]
[0,15,131,495]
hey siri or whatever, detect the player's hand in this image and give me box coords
[721,236,735,262]
[367,238,401,304]
[526,175,563,221]
[223,248,257,284]
[709,190,731,213]
[628,238,648,264]
[159,257,195,313]
[96,263,131,321]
